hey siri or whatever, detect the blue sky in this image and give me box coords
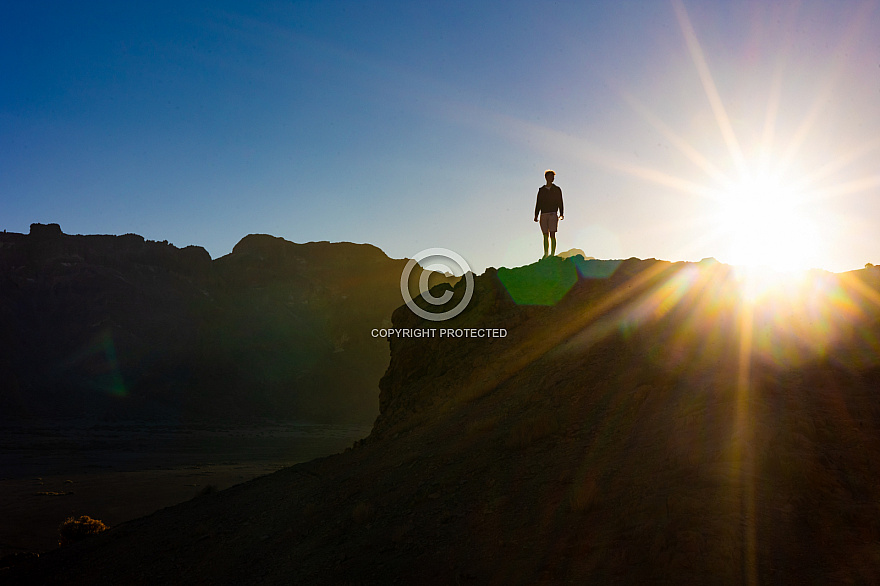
[4,1,880,274]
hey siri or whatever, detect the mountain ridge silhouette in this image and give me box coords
[0,224,455,423]
[6,249,880,583]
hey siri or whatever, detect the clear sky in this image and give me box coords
[3,1,880,274]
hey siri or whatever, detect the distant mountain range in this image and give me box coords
[0,223,454,423]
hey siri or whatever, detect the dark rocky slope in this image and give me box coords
[0,224,452,423]
[5,256,880,584]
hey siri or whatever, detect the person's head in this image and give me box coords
[545,169,555,184]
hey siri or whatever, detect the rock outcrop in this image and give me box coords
[556,247,590,259]
[7,255,880,583]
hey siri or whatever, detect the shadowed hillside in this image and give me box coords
[0,224,453,423]
[5,255,880,584]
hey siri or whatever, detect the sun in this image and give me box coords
[713,171,822,273]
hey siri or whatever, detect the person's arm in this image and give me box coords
[534,189,542,221]
[558,187,564,219]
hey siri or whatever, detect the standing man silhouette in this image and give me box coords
[534,169,564,258]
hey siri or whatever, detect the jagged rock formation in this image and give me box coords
[6,255,880,583]
[0,224,452,423]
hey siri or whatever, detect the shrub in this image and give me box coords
[195,484,218,497]
[58,515,108,545]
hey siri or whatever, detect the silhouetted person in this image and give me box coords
[534,169,564,258]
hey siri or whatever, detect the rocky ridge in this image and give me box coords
[6,255,880,583]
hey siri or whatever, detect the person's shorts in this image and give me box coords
[539,212,559,234]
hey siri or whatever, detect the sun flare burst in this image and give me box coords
[713,170,822,273]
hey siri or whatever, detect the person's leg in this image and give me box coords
[550,232,556,256]
[542,233,549,257]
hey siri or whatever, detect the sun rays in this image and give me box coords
[461,8,880,578]
[479,1,879,276]
[713,170,822,272]
[481,3,880,580]
[666,0,866,274]
[612,4,880,581]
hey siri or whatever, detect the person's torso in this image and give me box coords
[537,185,562,213]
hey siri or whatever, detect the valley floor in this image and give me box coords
[0,422,370,557]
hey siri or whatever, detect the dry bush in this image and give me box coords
[58,515,108,545]
[506,412,560,449]
[195,484,218,497]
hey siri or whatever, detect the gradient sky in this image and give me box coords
[4,1,880,274]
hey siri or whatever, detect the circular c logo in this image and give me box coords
[400,248,474,322]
